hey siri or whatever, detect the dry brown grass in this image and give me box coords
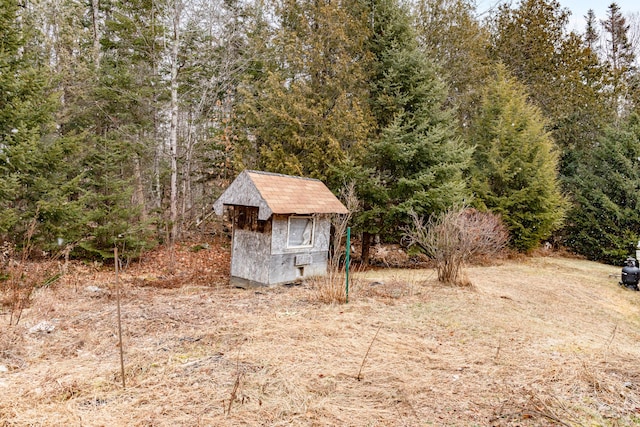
[1,245,640,426]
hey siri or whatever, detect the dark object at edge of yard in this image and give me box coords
[619,257,640,291]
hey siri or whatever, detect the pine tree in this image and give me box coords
[470,65,566,252]
[489,0,612,154]
[67,0,165,258]
[602,3,635,74]
[413,0,492,129]
[584,9,599,51]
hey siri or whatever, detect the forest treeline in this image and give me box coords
[1,0,640,264]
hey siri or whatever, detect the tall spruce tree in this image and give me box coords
[584,9,599,51]
[602,2,636,118]
[359,0,471,253]
[470,65,566,252]
[413,0,492,129]
[68,0,165,258]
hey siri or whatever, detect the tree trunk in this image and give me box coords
[169,0,182,266]
[132,153,147,221]
[152,4,162,211]
[181,116,193,226]
[91,0,101,67]
[361,231,372,266]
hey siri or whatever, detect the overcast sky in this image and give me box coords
[477,0,639,31]
[562,0,639,30]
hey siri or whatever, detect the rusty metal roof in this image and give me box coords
[213,170,348,220]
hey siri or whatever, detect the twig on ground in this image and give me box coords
[525,393,582,427]
[225,343,245,415]
[357,324,382,381]
[605,322,618,352]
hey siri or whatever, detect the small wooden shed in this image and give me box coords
[213,170,348,287]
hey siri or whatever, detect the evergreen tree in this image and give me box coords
[236,0,372,182]
[360,0,471,247]
[0,0,82,249]
[489,0,570,115]
[489,0,612,163]
[68,0,165,258]
[413,0,492,129]
[601,2,636,118]
[470,65,566,252]
[602,3,635,75]
[563,114,640,264]
[584,9,599,51]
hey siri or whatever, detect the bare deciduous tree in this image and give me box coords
[404,207,509,286]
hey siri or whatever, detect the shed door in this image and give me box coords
[230,206,271,284]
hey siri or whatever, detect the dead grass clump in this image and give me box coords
[1,250,61,325]
[52,379,84,402]
[359,278,418,301]
[0,217,69,326]
[310,274,346,304]
[313,182,359,304]
[0,325,25,369]
[310,267,367,304]
[520,391,579,426]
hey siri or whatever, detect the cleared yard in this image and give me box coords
[1,244,639,426]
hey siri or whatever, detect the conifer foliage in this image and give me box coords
[602,2,636,117]
[470,66,566,252]
[362,0,471,237]
[0,0,81,249]
[2,0,640,263]
[237,0,372,181]
[563,115,640,264]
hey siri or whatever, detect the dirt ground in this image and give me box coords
[1,242,640,426]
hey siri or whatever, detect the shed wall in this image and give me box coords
[229,214,334,287]
[265,215,331,285]
[231,228,271,285]
[270,215,331,254]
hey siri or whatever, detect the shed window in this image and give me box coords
[288,216,314,248]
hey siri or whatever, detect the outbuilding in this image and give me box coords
[213,170,348,287]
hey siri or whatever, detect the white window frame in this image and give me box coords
[287,215,315,248]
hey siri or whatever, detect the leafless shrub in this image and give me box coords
[314,182,359,304]
[0,217,61,325]
[404,207,509,286]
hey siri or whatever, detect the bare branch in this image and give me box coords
[404,207,509,285]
